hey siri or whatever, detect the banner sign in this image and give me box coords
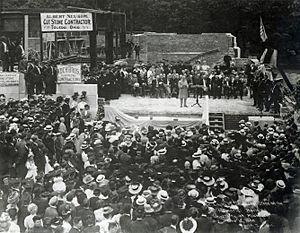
[40,13,93,32]
[57,64,82,83]
[0,73,19,86]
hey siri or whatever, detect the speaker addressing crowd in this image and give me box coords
[82,57,283,114]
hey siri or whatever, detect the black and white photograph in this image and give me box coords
[0,0,300,232]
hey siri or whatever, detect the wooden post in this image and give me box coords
[89,12,97,69]
[120,14,126,59]
[115,31,119,59]
[54,32,58,59]
[24,15,29,60]
[40,31,43,61]
[105,13,114,64]
[0,0,3,31]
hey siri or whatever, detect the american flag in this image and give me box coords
[260,16,268,42]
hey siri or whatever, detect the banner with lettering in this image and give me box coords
[40,13,93,32]
[0,73,19,86]
[57,64,82,83]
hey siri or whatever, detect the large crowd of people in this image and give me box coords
[0,88,299,233]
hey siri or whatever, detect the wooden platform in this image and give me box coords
[109,94,261,117]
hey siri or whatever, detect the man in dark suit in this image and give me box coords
[43,62,57,95]
[158,215,178,233]
[119,203,132,233]
[267,77,283,113]
[0,36,9,72]
[26,60,35,96]
[69,216,83,233]
[33,60,44,94]
[14,38,25,65]
[7,38,16,72]
[61,96,72,132]
[130,208,150,233]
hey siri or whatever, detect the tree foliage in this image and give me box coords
[3,0,300,54]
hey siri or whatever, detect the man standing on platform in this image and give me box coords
[43,61,57,95]
[0,36,9,72]
[32,60,44,94]
[267,77,283,114]
[26,60,35,96]
[134,42,140,61]
[192,72,205,99]
[61,96,71,132]
[14,38,25,70]
[210,71,217,99]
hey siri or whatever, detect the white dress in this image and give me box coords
[25,159,38,182]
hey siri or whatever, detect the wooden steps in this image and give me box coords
[209,113,224,131]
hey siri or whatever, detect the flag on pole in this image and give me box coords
[260,16,268,42]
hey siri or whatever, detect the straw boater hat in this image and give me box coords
[144,204,154,214]
[82,174,94,185]
[80,142,89,150]
[240,187,255,197]
[188,189,199,198]
[146,141,158,151]
[102,206,114,215]
[215,178,229,192]
[157,190,169,202]
[44,125,53,131]
[128,183,143,195]
[199,176,215,186]
[249,180,264,192]
[96,174,109,187]
[136,196,147,206]
[148,185,160,196]
[205,197,216,205]
[192,148,202,158]
[276,180,286,189]
[179,217,198,233]
[157,148,167,156]
[142,190,152,200]
[150,199,162,213]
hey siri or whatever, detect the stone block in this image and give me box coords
[0,86,19,99]
[132,32,238,65]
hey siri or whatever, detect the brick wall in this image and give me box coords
[132,33,237,65]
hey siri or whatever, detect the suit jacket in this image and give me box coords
[130,219,151,233]
[44,206,58,220]
[157,212,173,228]
[0,41,8,60]
[158,226,177,233]
[33,65,44,83]
[196,216,214,233]
[119,214,131,233]
[69,227,81,233]
[143,215,159,232]
[43,65,57,84]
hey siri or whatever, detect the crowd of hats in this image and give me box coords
[0,94,299,233]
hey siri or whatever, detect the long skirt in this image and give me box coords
[178,87,188,99]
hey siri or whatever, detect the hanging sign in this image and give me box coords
[57,64,82,83]
[41,13,93,32]
[0,73,19,86]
